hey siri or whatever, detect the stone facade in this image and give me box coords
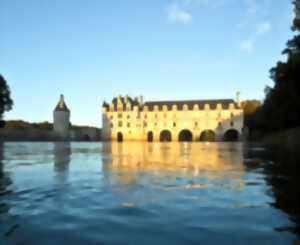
[102,93,244,142]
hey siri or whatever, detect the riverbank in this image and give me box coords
[262,127,300,164]
[0,128,102,141]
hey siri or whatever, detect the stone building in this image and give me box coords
[102,93,244,142]
[53,94,70,138]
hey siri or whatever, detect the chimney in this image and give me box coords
[236,91,241,108]
[139,95,143,106]
[117,94,121,104]
[124,94,128,104]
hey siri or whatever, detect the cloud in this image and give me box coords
[167,3,192,23]
[240,21,271,53]
[256,21,271,35]
[240,39,254,52]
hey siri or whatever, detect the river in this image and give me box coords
[0,142,299,244]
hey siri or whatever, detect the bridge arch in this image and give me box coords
[147,131,153,142]
[179,129,193,142]
[199,130,215,142]
[160,130,172,142]
[224,129,239,141]
[117,132,123,142]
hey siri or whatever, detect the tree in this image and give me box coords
[254,1,300,132]
[0,74,13,122]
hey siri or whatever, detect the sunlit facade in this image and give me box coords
[102,93,244,141]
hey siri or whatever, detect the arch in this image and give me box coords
[224,129,239,141]
[147,131,153,142]
[83,134,90,141]
[117,132,123,142]
[199,130,215,142]
[179,129,193,142]
[160,130,172,142]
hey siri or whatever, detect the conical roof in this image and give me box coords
[54,94,70,112]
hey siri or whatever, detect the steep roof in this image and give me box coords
[102,95,140,110]
[143,99,239,111]
[54,95,70,112]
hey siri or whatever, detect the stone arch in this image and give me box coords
[160,130,172,142]
[179,129,193,142]
[199,130,215,142]
[224,129,239,141]
[147,131,153,142]
[117,132,123,142]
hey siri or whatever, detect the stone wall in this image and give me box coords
[0,128,101,141]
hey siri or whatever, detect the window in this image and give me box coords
[163,113,167,118]
[230,121,234,126]
[173,122,176,127]
[118,113,122,119]
[231,113,234,118]
[155,114,158,119]
[144,122,147,127]
[127,115,130,119]
[118,121,122,127]
[110,123,113,128]
[110,115,113,120]
[154,122,157,127]
[195,122,198,126]
[144,114,147,119]
[127,122,130,128]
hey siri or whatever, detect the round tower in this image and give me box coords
[53,94,70,138]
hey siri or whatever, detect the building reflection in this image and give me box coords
[104,142,244,172]
[53,142,71,184]
[102,142,244,189]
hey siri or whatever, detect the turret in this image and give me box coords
[53,94,70,138]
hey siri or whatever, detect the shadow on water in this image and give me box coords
[0,142,19,237]
[244,142,300,236]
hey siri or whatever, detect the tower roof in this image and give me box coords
[54,94,70,112]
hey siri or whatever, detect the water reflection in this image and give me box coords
[102,142,245,190]
[53,142,71,184]
[0,142,12,213]
[104,142,244,172]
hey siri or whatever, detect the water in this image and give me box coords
[0,142,299,244]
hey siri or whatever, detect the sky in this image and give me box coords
[0,0,296,127]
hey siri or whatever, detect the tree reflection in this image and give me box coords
[0,142,12,215]
[263,148,300,235]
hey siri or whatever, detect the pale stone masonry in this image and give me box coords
[53,94,70,138]
[102,93,244,142]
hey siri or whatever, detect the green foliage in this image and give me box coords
[71,125,95,130]
[4,120,96,130]
[5,120,30,129]
[32,121,53,130]
[0,74,13,118]
[241,100,261,115]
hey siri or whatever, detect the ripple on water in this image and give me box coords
[0,142,297,244]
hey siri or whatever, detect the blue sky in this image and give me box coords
[0,0,295,127]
